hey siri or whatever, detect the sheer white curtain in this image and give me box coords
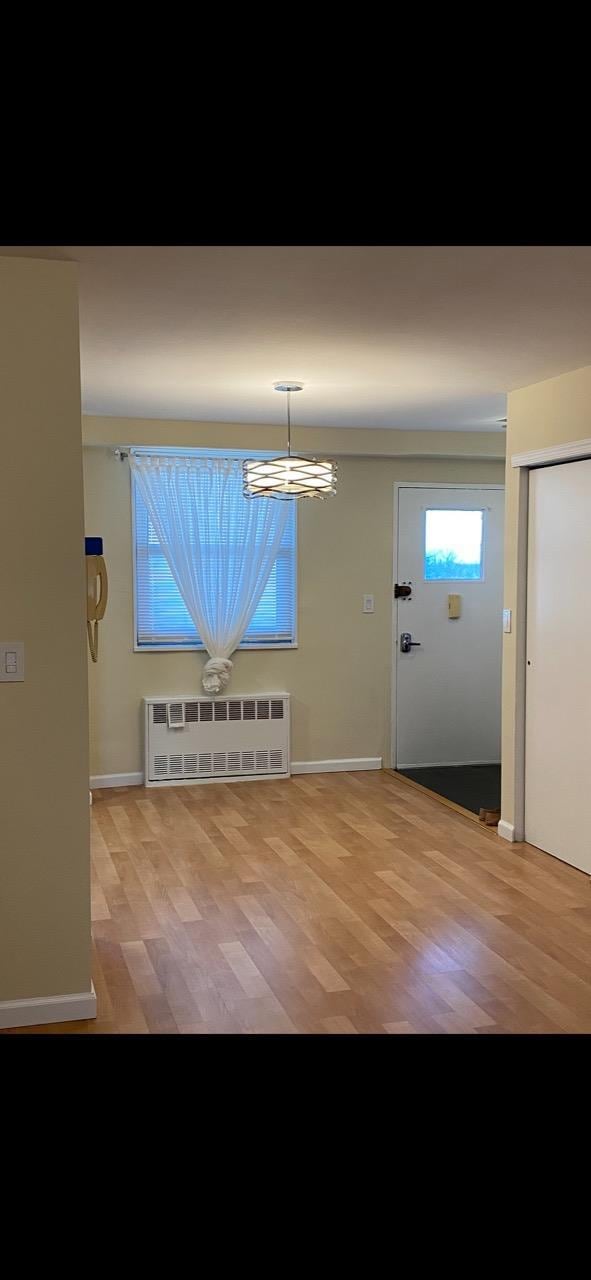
[130,455,291,692]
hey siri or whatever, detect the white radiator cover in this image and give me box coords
[144,694,290,786]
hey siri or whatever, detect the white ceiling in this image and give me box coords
[3,245,591,430]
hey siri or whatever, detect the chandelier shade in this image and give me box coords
[243,454,337,499]
[243,382,337,500]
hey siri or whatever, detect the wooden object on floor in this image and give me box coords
[479,807,501,826]
[3,769,591,1035]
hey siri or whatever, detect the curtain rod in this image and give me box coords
[112,445,278,462]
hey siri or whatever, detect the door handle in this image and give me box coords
[400,632,421,653]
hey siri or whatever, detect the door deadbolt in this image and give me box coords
[400,632,421,653]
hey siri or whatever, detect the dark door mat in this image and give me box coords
[397,764,501,815]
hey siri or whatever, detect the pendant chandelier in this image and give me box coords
[243,382,337,500]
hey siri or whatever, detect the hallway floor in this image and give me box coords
[4,767,591,1034]
[397,764,501,815]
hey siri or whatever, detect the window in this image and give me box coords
[424,509,484,581]
[133,452,297,649]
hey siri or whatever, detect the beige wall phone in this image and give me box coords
[85,537,108,663]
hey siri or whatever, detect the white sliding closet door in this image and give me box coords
[525,459,591,873]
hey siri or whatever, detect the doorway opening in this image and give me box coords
[397,763,501,817]
[392,483,505,820]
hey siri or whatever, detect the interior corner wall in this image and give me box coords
[501,363,591,837]
[0,257,91,1003]
[83,431,505,779]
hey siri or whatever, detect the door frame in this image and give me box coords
[503,436,591,843]
[390,481,505,771]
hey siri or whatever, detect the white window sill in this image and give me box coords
[134,643,299,653]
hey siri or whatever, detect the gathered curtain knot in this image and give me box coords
[202,656,233,694]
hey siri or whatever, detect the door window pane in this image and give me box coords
[425,509,484,580]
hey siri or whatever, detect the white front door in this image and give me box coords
[395,485,505,769]
[525,460,591,874]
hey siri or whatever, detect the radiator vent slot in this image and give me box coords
[147,749,287,781]
[153,697,284,727]
[145,695,289,785]
[167,702,185,729]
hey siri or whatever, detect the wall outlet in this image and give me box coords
[363,595,375,613]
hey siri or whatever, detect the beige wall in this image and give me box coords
[502,364,591,835]
[83,417,504,779]
[83,416,505,461]
[0,258,91,1002]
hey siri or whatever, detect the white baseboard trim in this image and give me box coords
[497,820,515,843]
[91,762,383,787]
[91,772,143,789]
[291,758,382,775]
[0,982,97,1030]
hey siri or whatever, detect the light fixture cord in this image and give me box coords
[287,390,291,456]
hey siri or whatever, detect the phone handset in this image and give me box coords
[85,538,108,663]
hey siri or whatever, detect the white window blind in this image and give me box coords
[133,453,297,649]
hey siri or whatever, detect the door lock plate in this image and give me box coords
[400,632,421,653]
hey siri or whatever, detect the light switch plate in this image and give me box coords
[363,595,375,613]
[0,641,25,682]
[503,609,512,634]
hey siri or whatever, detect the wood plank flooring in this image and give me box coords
[6,769,591,1034]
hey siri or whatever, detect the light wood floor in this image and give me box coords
[7,769,591,1034]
